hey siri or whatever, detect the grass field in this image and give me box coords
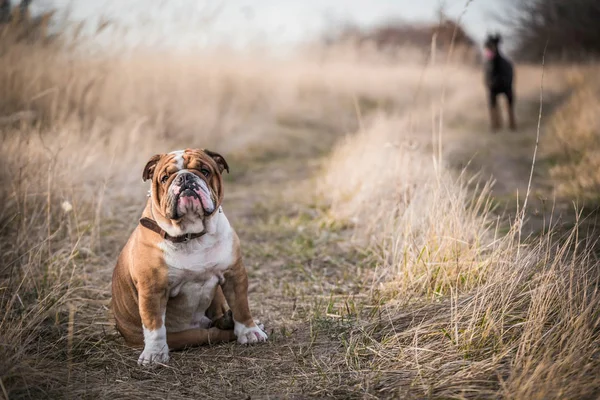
[1,21,599,399]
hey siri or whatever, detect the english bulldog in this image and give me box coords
[111,148,268,366]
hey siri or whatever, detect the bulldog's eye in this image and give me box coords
[160,175,169,184]
[200,168,210,177]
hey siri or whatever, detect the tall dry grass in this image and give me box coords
[320,115,496,299]
[544,66,600,202]
[355,227,600,399]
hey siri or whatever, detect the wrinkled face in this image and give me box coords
[143,149,229,224]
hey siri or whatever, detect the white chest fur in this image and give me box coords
[158,211,235,331]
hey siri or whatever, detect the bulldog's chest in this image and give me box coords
[159,233,235,297]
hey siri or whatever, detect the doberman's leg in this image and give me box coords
[489,90,501,132]
[506,89,517,131]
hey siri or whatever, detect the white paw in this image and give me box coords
[139,324,169,366]
[234,320,268,345]
[138,345,169,366]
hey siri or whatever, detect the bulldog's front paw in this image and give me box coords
[234,321,268,344]
[138,326,169,366]
[138,345,169,366]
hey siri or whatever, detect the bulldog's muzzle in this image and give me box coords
[168,172,215,219]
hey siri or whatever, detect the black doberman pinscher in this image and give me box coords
[484,34,516,131]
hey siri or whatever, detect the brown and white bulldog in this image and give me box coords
[111,148,267,366]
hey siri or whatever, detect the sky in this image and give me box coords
[29,0,507,50]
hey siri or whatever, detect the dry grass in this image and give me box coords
[1,14,599,400]
[544,66,600,202]
[350,229,600,399]
[319,115,496,299]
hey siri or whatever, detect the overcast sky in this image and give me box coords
[31,0,507,49]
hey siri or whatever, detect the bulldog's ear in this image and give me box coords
[142,154,162,182]
[203,149,230,174]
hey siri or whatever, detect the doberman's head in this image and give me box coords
[484,34,502,59]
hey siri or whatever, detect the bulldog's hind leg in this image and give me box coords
[206,285,234,330]
[167,327,236,350]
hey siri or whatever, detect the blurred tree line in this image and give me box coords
[503,0,600,62]
[3,0,600,63]
[1,0,56,44]
[0,0,31,23]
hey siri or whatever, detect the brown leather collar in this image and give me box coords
[139,217,207,243]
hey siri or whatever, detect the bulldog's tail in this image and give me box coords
[167,327,236,350]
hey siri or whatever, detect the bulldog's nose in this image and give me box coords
[176,173,194,186]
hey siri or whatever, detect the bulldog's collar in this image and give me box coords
[139,217,207,243]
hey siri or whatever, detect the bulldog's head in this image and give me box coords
[142,149,229,235]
